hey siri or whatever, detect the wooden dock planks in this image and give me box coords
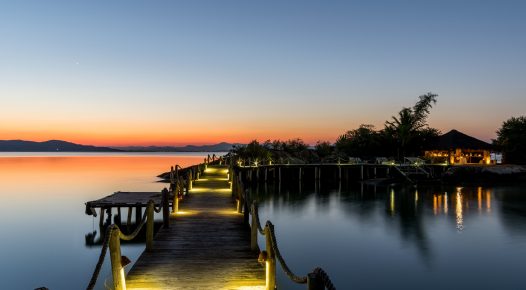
[125,165,265,290]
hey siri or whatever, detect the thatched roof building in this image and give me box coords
[426,130,493,165]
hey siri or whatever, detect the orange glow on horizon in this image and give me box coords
[0,118,495,146]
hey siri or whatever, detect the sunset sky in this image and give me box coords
[1,1,525,146]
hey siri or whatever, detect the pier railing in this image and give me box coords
[233,169,337,290]
[85,199,160,290]
[85,159,210,290]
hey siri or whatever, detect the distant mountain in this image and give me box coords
[0,140,122,152]
[112,142,242,152]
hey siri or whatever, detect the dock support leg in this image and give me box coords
[162,188,170,228]
[99,208,105,228]
[360,165,364,180]
[172,186,179,213]
[135,205,142,225]
[115,207,122,227]
[126,207,132,233]
[146,202,154,251]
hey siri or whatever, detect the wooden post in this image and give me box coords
[250,203,258,251]
[338,166,342,180]
[172,184,179,213]
[126,207,132,233]
[374,166,377,178]
[135,205,142,225]
[107,208,113,226]
[265,225,276,290]
[109,226,126,290]
[99,208,105,228]
[162,188,170,228]
[264,168,268,182]
[307,272,324,290]
[299,167,302,181]
[278,167,282,182]
[360,165,364,180]
[314,167,319,180]
[188,170,193,190]
[115,207,122,227]
[146,201,154,251]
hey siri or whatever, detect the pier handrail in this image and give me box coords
[86,162,203,290]
[235,176,336,290]
[86,199,155,290]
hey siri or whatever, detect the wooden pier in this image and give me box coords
[125,165,265,289]
[85,159,336,290]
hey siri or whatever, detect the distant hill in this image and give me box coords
[0,140,122,152]
[112,142,242,152]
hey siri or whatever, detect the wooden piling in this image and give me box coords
[99,208,105,228]
[360,165,364,180]
[135,205,142,225]
[162,188,170,228]
[126,207,132,232]
[146,202,154,251]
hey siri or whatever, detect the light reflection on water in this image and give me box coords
[0,154,212,290]
[252,182,526,290]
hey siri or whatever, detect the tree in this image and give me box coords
[232,140,271,163]
[384,93,438,159]
[336,124,384,159]
[495,116,526,164]
[315,141,333,159]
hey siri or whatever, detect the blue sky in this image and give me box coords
[1,0,525,145]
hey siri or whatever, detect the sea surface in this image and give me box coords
[252,181,526,290]
[0,152,216,290]
[0,154,525,290]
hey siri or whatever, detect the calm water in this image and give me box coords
[0,153,216,290]
[1,156,525,290]
[252,182,526,290]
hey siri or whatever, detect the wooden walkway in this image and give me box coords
[125,165,265,290]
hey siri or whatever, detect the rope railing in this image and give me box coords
[85,200,152,290]
[85,162,206,290]
[234,171,336,290]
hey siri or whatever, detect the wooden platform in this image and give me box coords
[86,191,172,211]
[125,165,265,290]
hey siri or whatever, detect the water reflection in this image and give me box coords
[249,180,526,290]
[0,154,209,290]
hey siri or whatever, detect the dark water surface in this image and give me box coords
[0,153,213,290]
[252,181,526,290]
[1,155,524,290]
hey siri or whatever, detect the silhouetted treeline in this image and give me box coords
[494,116,526,164]
[232,93,440,163]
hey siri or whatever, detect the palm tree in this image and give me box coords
[385,93,438,159]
